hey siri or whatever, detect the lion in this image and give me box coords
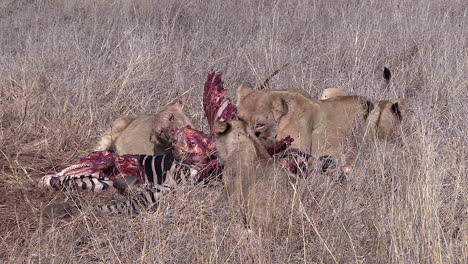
[213,119,297,236]
[94,101,193,156]
[366,99,406,140]
[237,84,373,158]
[319,87,406,141]
[236,83,313,140]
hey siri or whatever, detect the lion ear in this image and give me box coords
[165,100,183,111]
[213,121,231,135]
[168,114,175,122]
[237,83,254,104]
[362,100,375,119]
[280,98,289,115]
[390,99,405,120]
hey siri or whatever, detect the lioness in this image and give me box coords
[366,99,406,140]
[237,84,373,159]
[236,83,313,140]
[214,119,296,236]
[319,88,406,141]
[94,101,193,155]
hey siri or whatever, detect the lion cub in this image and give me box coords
[95,101,193,155]
[214,119,297,236]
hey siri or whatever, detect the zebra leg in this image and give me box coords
[40,173,79,189]
[41,173,114,192]
[93,185,173,214]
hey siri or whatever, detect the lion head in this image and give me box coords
[366,99,406,140]
[213,119,271,166]
[149,101,194,146]
[236,84,313,147]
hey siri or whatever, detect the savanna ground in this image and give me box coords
[0,0,467,263]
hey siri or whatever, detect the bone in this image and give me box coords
[56,163,88,176]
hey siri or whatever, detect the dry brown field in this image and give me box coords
[0,0,466,263]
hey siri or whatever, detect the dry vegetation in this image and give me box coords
[0,0,467,263]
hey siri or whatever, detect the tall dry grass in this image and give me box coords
[0,0,466,263]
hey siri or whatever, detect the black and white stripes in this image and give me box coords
[93,155,196,214]
[95,184,173,214]
[52,173,113,192]
[41,153,199,215]
[139,154,182,186]
[42,154,194,192]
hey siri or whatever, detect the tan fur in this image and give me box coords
[339,98,406,174]
[237,85,372,158]
[236,84,311,142]
[320,88,406,139]
[320,88,348,100]
[237,83,311,105]
[366,99,406,140]
[214,119,296,236]
[94,102,193,155]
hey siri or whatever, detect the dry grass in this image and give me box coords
[0,0,467,263]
